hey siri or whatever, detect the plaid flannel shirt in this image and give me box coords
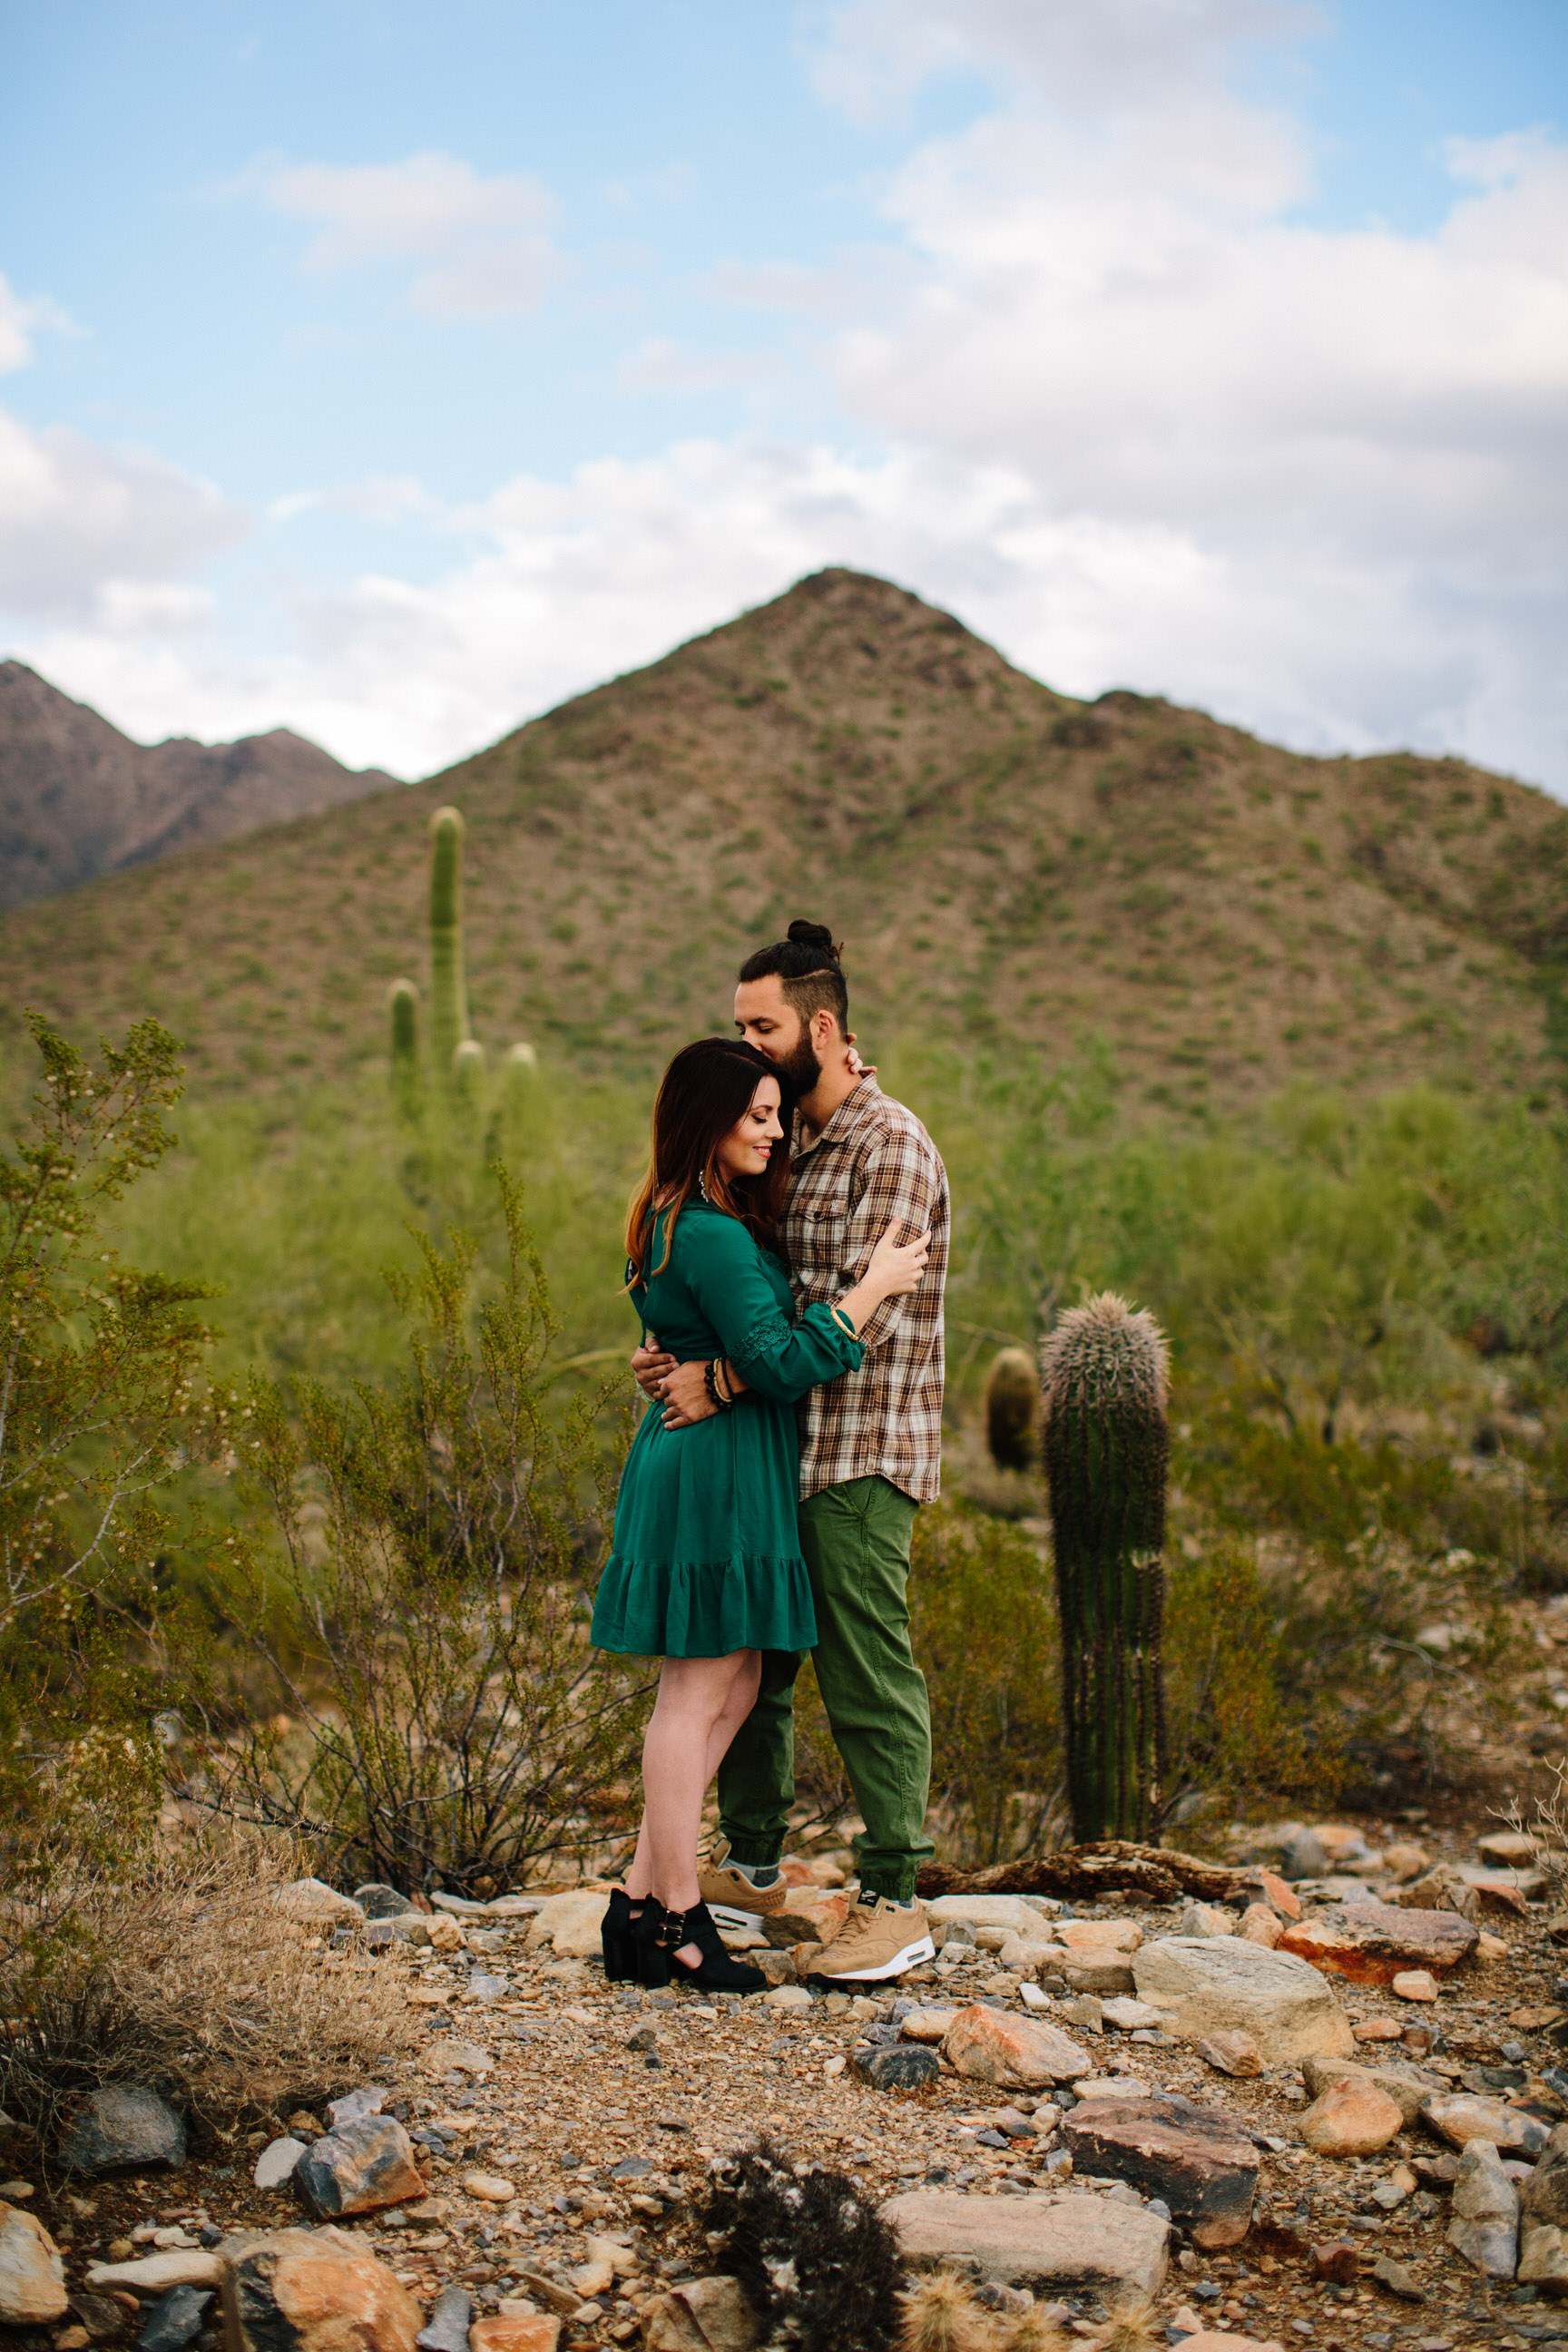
[780,1077,948,1504]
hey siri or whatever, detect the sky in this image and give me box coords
[2,0,1565,789]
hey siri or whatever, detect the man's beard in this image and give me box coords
[773,1029,821,1095]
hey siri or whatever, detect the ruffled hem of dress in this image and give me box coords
[590,1547,817,1660]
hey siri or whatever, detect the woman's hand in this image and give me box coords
[659,1360,717,1427]
[865,1221,931,1299]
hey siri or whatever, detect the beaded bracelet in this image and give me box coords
[704,1358,734,1411]
[829,1301,858,1338]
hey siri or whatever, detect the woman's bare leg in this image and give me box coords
[624,1650,760,1961]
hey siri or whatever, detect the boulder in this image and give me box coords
[884,2189,1169,2298]
[1520,2122,1568,2291]
[1447,2139,1519,2278]
[0,2200,69,2324]
[1300,2053,1443,2129]
[135,2285,212,2352]
[353,1885,409,1920]
[1420,2092,1550,2157]
[523,1890,611,1959]
[1279,1901,1478,1985]
[1194,2031,1262,2079]
[59,2087,187,2176]
[222,2229,420,2352]
[943,2006,1094,2090]
[293,2117,426,2218]
[1298,2075,1403,2157]
[1131,1937,1355,2066]
[641,2277,760,2352]
[415,2286,472,2352]
[1061,2093,1259,2248]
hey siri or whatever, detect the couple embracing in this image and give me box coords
[590,922,949,1996]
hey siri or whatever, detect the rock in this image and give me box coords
[469,2321,558,2352]
[1194,2031,1262,2078]
[466,1974,510,2004]
[926,1896,1051,1936]
[1056,1919,1143,1955]
[459,2171,515,2203]
[1058,1952,1138,1996]
[999,1935,1061,1974]
[294,2116,426,2218]
[353,1885,409,1919]
[1371,2256,1426,2301]
[641,2276,760,2352]
[884,2188,1169,2297]
[416,2286,472,2352]
[326,2090,387,2130]
[1177,1904,1235,1940]
[1458,1866,1547,1913]
[1353,2018,1405,2042]
[0,2200,69,2323]
[1227,1867,1302,1922]
[135,2286,211,2352]
[1076,2073,1148,2101]
[274,1878,366,1925]
[1478,1831,1540,1867]
[85,2257,222,2298]
[222,2228,420,2352]
[428,1892,493,1916]
[1393,1971,1439,2003]
[1238,1906,1283,1949]
[1380,1843,1429,1883]
[1061,1994,1103,2034]
[1062,2093,1259,2249]
[1397,1867,1480,1923]
[59,2088,187,2176]
[1132,1937,1355,2066]
[1102,1997,1165,2030]
[1309,2241,1359,2284]
[1300,2053,1442,2129]
[763,1984,812,2011]
[1281,1830,1329,1881]
[1298,2075,1404,2157]
[1422,2092,1549,2156]
[852,2045,939,2092]
[426,1915,466,1955]
[437,2043,493,2077]
[253,2139,309,2190]
[943,2005,1094,2089]
[1279,1902,1478,1985]
[1447,2138,1519,2277]
[1477,1932,1510,1962]
[761,1890,851,1950]
[898,2006,957,2043]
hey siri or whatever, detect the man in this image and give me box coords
[633,922,949,1983]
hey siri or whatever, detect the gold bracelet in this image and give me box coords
[830,1301,858,1338]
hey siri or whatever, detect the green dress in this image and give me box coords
[592,1200,865,1658]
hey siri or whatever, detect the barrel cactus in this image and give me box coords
[984,1346,1037,1471]
[1040,1291,1171,1842]
[428,805,472,1082]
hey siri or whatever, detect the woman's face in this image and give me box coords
[715,1075,784,1181]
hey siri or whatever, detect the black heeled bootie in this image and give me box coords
[659,1901,767,1995]
[601,1887,646,1982]
[632,1894,672,1987]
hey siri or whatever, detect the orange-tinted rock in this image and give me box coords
[1298,2074,1404,2157]
[0,2201,69,2324]
[1279,1901,1477,1985]
[1309,2241,1361,2284]
[1238,1906,1283,1949]
[1392,1970,1439,2003]
[1353,2019,1405,2043]
[469,2321,559,2352]
[1194,2031,1262,2078]
[222,2229,420,2352]
[1230,1868,1301,1923]
[942,2004,1094,2089]
[294,2118,426,2219]
[762,1889,849,1950]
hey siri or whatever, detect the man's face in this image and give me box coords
[734,975,821,1093]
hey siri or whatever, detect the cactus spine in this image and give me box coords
[428,805,472,1083]
[984,1346,1037,1470]
[1040,1292,1171,1843]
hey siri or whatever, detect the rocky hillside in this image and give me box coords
[0,660,395,911]
[3,569,1566,1112]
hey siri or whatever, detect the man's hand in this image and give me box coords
[632,1336,676,1398]
[661,1359,717,1427]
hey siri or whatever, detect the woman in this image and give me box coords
[592,1036,929,1993]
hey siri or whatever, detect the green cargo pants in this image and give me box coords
[715,1473,934,1904]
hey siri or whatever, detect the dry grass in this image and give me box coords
[0,1826,413,2148]
[899,2278,1160,2352]
[1,567,1562,1120]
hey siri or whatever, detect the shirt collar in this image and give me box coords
[793,1074,880,1161]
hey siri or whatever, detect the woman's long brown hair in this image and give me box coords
[624,1037,795,1287]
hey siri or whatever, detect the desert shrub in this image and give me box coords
[0,1825,412,2148]
[699,2140,905,2352]
[1161,1537,1337,1826]
[192,1169,652,1895]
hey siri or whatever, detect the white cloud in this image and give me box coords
[257,150,561,317]
[0,273,74,375]
[0,406,247,622]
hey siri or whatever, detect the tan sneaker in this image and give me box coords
[696,1836,791,1930]
[806,1891,935,1983]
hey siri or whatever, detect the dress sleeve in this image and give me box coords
[683,1214,864,1405]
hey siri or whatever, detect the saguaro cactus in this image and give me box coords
[388,978,419,1111]
[1040,1292,1171,1842]
[984,1346,1037,1471]
[428,805,472,1081]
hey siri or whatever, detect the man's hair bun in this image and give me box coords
[786,920,842,962]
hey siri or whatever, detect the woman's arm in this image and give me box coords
[683,1219,927,1407]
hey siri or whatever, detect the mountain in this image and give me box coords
[0,660,396,912]
[3,568,1566,1114]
